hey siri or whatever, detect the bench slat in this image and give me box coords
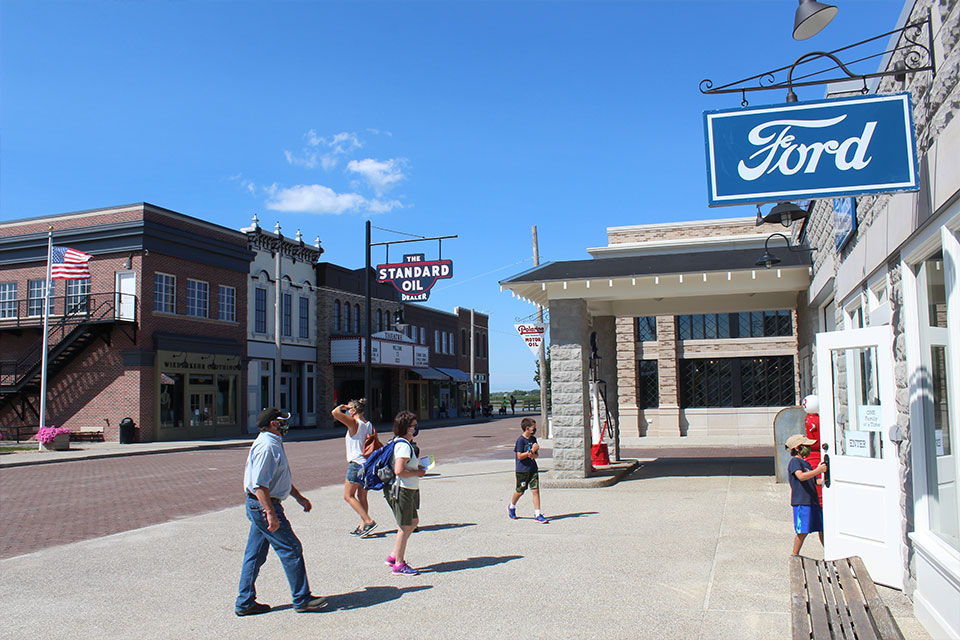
[835,558,879,640]
[803,556,834,639]
[849,557,905,640]
[824,560,858,640]
[790,555,812,640]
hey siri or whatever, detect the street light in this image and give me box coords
[755,232,814,268]
[793,0,838,41]
[755,202,809,227]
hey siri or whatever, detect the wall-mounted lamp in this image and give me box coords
[393,309,409,330]
[793,0,838,41]
[755,232,814,268]
[755,201,809,227]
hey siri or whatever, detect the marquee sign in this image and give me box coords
[704,93,918,206]
[377,253,453,302]
[515,323,545,356]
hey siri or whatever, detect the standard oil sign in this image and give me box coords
[704,93,918,206]
[377,253,453,302]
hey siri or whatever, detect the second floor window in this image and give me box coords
[154,273,175,313]
[282,293,292,337]
[462,329,467,355]
[344,303,351,334]
[299,296,309,338]
[355,304,361,333]
[66,279,90,313]
[0,282,16,318]
[186,279,208,318]
[377,309,383,332]
[334,300,341,331]
[28,279,53,317]
[637,316,657,342]
[254,287,267,333]
[219,286,236,322]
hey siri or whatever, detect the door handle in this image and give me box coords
[821,443,830,489]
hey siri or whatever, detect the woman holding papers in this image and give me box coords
[384,410,426,576]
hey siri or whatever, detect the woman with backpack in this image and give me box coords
[384,410,426,576]
[332,398,378,538]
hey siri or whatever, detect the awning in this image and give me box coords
[435,367,471,382]
[409,367,451,381]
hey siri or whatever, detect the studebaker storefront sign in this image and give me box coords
[377,253,453,302]
[704,93,918,206]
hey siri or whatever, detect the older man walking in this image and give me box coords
[235,408,326,616]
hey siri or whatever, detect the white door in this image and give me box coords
[816,325,903,588]
[115,271,136,320]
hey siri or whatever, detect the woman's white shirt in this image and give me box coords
[393,439,420,490]
[345,419,373,463]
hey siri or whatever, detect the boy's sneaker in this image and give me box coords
[349,525,362,536]
[508,506,517,520]
[358,521,378,538]
[534,514,550,524]
[384,554,397,567]
[392,562,420,576]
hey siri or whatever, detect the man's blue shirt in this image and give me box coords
[243,431,292,499]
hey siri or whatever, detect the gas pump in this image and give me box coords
[589,332,614,468]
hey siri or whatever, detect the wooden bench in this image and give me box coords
[791,555,904,640]
[70,427,104,442]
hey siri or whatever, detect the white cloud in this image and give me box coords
[285,130,364,170]
[347,157,407,194]
[265,184,402,215]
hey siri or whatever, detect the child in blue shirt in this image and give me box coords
[786,434,827,555]
[508,418,548,523]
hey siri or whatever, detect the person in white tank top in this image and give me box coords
[332,398,378,538]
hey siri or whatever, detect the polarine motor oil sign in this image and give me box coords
[377,253,453,302]
[515,323,545,355]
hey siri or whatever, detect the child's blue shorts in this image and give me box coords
[793,504,824,534]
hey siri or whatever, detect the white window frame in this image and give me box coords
[0,282,17,318]
[154,272,176,314]
[186,279,209,318]
[219,285,236,322]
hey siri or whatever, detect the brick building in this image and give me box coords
[0,203,253,442]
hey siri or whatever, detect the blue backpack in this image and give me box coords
[360,438,401,491]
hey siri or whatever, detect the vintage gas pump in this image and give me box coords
[802,394,823,505]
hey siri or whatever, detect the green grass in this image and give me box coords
[0,445,34,454]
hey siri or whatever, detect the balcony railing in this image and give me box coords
[0,291,136,329]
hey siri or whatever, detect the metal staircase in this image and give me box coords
[0,293,136,423]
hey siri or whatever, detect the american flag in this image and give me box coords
[50,246,92,280]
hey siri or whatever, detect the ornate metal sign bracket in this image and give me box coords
[700,10,936,106]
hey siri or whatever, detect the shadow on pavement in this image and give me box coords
[543,511,598,521]
[620,456,774,481]
[362,522,477,539]
[289,585,434,613]
[418,555,523,574]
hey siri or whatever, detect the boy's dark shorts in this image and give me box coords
[385,486,420,526]
[515,471,539,493]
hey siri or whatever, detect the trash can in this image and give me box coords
[119,417,136,444]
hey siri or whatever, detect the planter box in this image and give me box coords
[42,432,70,451]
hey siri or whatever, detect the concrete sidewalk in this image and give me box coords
[0,457,929,640]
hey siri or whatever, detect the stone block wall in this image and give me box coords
[548,298,591,478]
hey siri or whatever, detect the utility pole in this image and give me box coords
[274,223,282,412]
[470,308,476,418]
[532,225,547,429]
[364,220,372,414]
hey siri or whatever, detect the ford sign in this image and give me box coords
[704,93,918,207]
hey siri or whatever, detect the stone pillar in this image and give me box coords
[616,316,639,436]
[652,314,681,436]
[548,298,591,478]
[594,315,620,460]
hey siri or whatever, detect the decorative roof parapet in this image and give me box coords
[245,226,324,264]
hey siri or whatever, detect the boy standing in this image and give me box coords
[786,434,828,555]
[509,417,548,524]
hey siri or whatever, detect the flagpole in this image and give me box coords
[37,227,53,450]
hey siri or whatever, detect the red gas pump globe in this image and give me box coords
[803,394,823,505]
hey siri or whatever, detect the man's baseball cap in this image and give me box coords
[785,434,816,450]
[256,408,291,428]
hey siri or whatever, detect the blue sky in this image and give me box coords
[1,0,906,391]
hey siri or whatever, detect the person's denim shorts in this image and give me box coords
[346,461,363,485]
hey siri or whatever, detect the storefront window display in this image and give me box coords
[158,351,241,430]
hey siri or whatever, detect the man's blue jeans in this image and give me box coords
[236,496,311,611]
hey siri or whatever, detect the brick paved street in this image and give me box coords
[0,416,528,559]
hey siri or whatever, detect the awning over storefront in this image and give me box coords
[435,367,471,382]
[409,367,451,381]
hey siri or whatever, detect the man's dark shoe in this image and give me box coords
[235,602,271,616]
[294,596,327,612]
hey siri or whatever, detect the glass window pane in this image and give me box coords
[926,345,959,547]
[718,313,730,339]
[830,346,882,459]
[925,255,947,328]
[692,315,705,340]
[678,315,691,340]
[704,314,718,339]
